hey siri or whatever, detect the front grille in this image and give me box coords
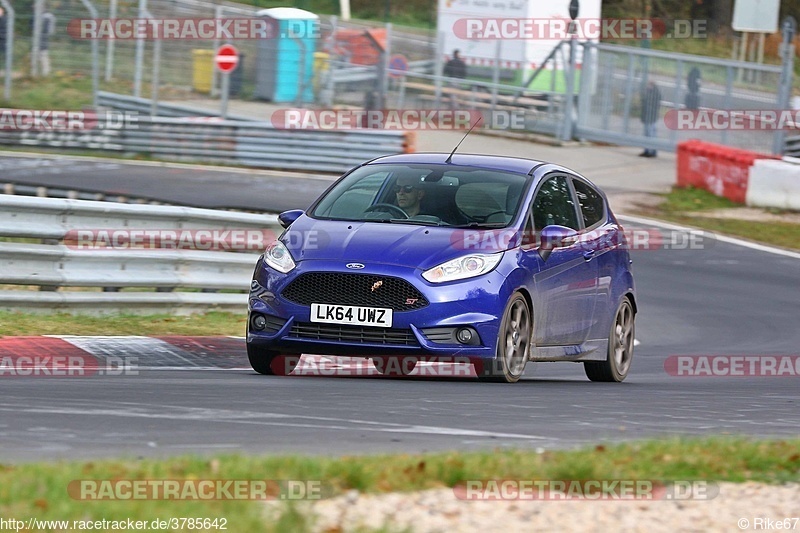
[282,273,428,311]
[289,322,418,346]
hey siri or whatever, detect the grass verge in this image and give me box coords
[0,311,245,336]
[634,186,800,251]
[1,437,798,532]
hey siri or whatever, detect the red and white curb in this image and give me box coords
[0,336,472,376]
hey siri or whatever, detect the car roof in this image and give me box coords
[366,153,546,175]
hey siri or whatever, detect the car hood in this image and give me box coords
[281,215,513,270]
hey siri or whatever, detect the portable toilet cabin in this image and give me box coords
[255,8,319,103]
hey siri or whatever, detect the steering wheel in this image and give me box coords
[364,203,409,219]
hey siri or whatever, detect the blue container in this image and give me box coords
[255,8,319,103]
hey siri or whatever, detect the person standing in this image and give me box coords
[639,81,661,158]
[684,67,701,110]
[443,49,467,110]
[443,49,467,80]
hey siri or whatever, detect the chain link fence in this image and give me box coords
[576,42,789,155]
[1,0,794,155]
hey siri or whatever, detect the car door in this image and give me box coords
[571,176,617,341]
[528,175,599,346]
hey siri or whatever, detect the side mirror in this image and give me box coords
[278,209,304,229]
[538,225,578,262]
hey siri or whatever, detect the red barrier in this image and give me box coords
[676,140,778,203]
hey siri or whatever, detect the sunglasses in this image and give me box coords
[394,185,416,193]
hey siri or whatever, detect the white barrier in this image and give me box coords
[746,158,800,211]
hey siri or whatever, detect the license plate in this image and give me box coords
[310,303,393,328]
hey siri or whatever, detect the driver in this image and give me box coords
[394,176,426,217]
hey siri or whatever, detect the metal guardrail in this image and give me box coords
[97,92,258,122]
[331,59,435,84]
[0,195,281,314]
[785,136,800,157]
[0,105,413,175]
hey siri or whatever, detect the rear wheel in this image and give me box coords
[247,344,299,376]
[584,297,635,382]
[477,293,531,383]
[372,357,417,376]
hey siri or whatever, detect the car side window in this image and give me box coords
[572,179,605,228]
[531,176,579,231]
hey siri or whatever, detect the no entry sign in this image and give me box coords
[215,44,239,73]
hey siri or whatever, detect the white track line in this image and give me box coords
[617,213,800,260]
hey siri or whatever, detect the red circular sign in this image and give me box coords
[215,44,239,73]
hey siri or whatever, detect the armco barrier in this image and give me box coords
[676,140,779,204]
[0,116,413,174]
[97,92,258,121]
[746,158,800,211]
[0,195,281,315]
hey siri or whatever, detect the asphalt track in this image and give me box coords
[0,156,334,212]
[1,219,799,462]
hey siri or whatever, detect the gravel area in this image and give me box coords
[269,482,800,532]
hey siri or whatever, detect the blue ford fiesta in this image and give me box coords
[247,153,636,383]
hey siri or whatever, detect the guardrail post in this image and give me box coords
[0,0,14,99]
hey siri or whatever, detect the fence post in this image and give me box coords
[378,23,392,109]
[151,37,162,116]
[31,0,43,77]
[561,34,578,141]
[773,16,796,155]
[576,42,594,139]
[321,15,337,106]
[0,0,14,99]
[133,0,147,98]
[434,30,444,108]
[79,0,100,108]
[490,40,501,115]
[211,5,223,97]
[105,0,118,81]
[672,59,683,146]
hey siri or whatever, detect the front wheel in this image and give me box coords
[584,296,635,382]
[247,344,299,376]
[476,293,531,383]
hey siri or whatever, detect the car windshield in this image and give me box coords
[310,164,530,227]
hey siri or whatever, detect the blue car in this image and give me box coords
[247,153,636,383]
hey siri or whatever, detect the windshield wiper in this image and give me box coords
[388,218,447,226]
[455,222,509,228]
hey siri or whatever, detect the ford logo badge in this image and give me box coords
[346,263,365,270]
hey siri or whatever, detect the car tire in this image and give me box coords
[584,296,635,382]
[247,344,299,376]
[477,292,531,383]
[372,357,417,376]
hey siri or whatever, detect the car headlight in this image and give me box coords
[422,253,503,283]
[264,241,296,273]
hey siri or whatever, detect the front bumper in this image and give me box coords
[246,258,515,360]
